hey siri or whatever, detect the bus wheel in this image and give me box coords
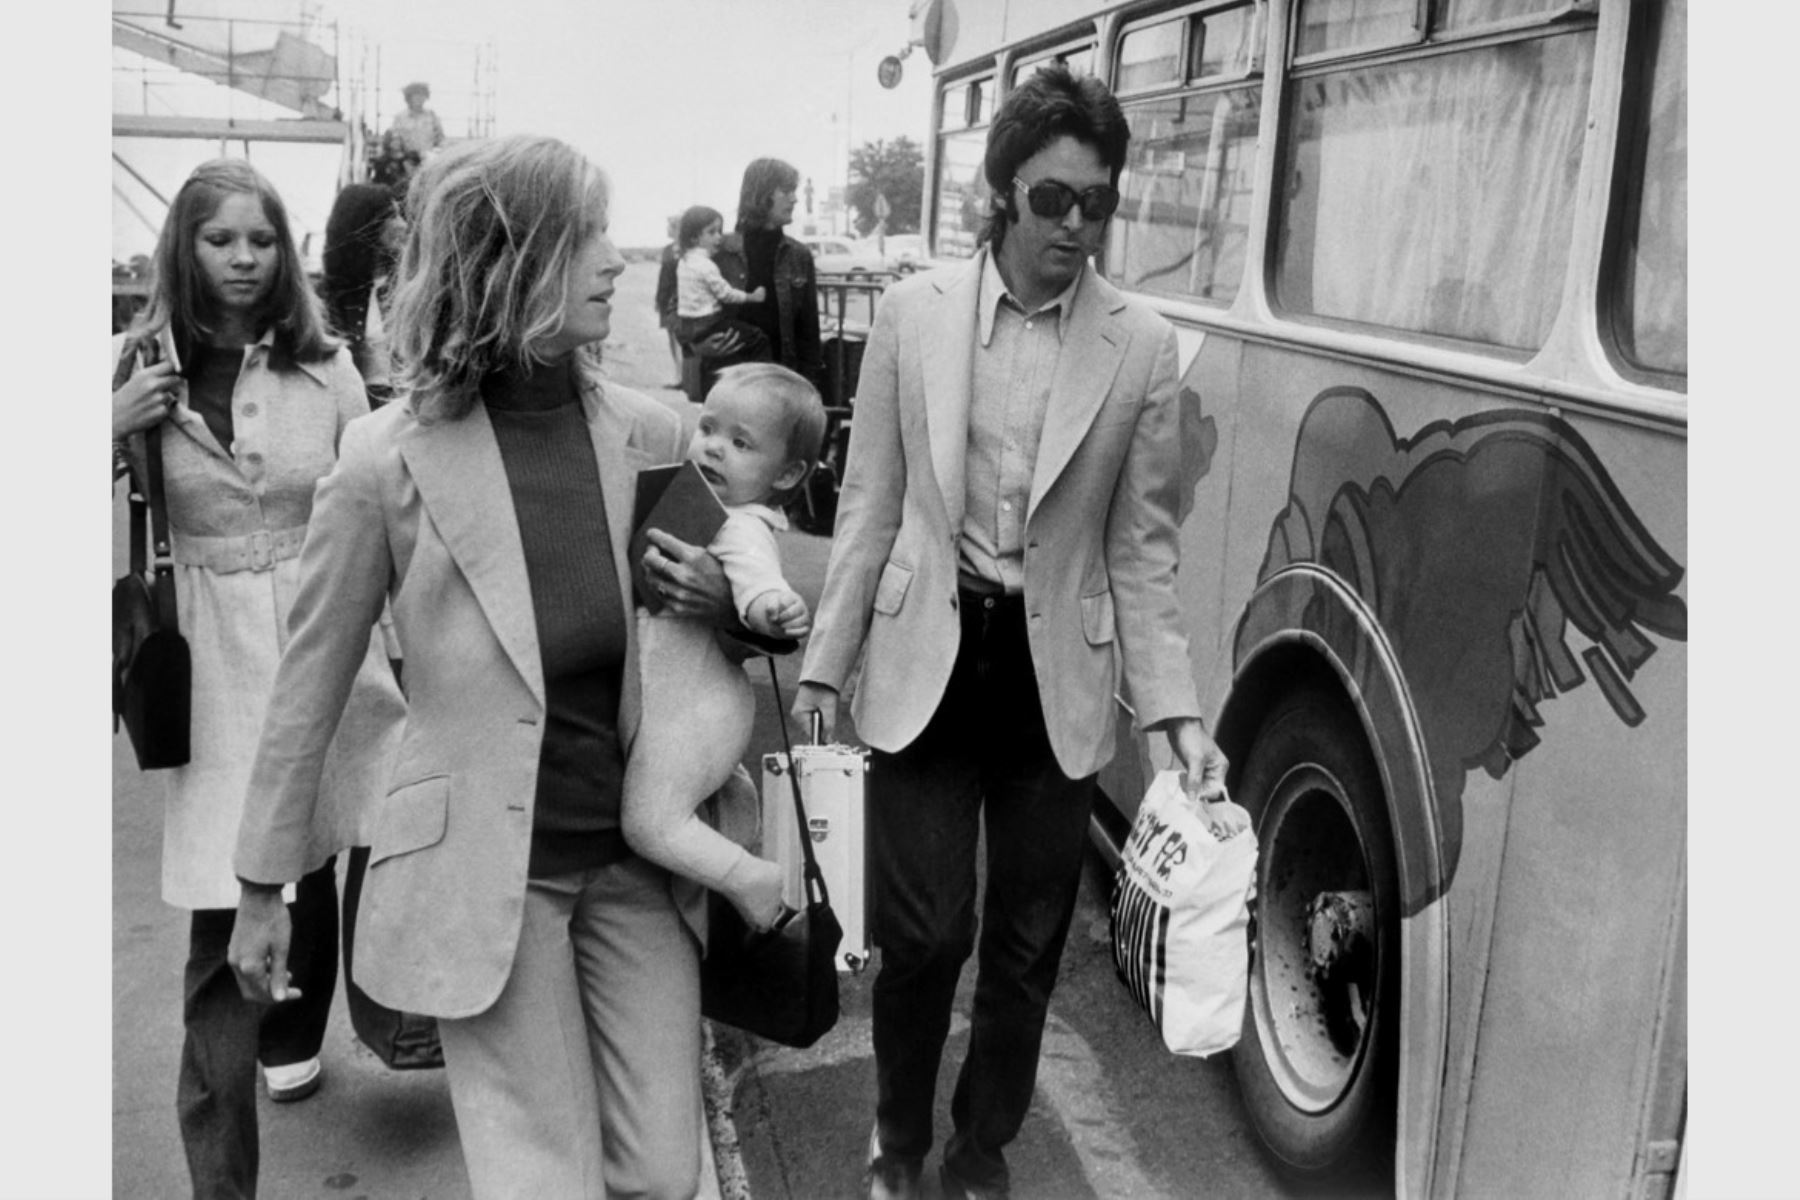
[1231,687,1398,1177]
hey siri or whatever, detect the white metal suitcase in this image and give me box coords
[761,743,870,973]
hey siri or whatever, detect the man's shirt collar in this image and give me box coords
[978,249,1083,346]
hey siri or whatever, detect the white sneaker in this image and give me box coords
[263,1057,322,1103]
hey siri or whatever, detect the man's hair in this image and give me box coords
[130,157,336,366]
[735,158,801,231]
[709,362,826,505]
[980,64,1130,251]
[402,81,430,100]
[386,134,609,421]
[678,205,725,251]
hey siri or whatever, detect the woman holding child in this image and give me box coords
[227,134,751,1199]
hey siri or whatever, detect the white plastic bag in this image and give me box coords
[1110,769,1257,1058]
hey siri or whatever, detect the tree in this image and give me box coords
[846,136,924,237]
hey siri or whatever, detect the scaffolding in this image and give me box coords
[112,1,496,282]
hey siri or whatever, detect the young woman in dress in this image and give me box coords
[112,158,404,1199]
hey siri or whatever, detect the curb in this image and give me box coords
[702,1022,753,1200]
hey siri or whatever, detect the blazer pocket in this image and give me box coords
[1081,590,1117,646]
[1090,397,1140,429]
[369,774,450,866]
[872,562,914,616]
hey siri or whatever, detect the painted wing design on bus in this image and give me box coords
[1245,387,1686,896]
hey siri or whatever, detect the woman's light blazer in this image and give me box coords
[233,370,704,1018]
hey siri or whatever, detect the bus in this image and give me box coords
[911,1,1685,1196]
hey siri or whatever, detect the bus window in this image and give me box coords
[1294,0,1421,59]
[934,73,994,261]
[1011,42,1096,89]
[1437,0,1567,34]
[940,82,970,130]
[1613,0,1686,379]
[1109,87,1261,304]
[970,76,994,125]
[1115,17,1183,93]
[1192,3,1258,78]
[1273,30,1596,350]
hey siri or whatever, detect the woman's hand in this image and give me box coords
[1162,718,1249,840]
[228,883,301,1004]
[114,358,182,440]
[791,681,839,744]
[642,528,731,621]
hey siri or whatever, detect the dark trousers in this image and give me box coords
[176,857,338,1200]
[867,592,1096,1193]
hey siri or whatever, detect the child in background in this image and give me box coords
[621,363,826,929]
[675,205,770,360]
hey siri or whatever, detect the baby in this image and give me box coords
[674,204,769,359]
[621,362,826,930]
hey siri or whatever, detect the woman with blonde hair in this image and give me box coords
[111,157,404,1198]
[227,134,737,1199]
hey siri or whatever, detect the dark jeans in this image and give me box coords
[867,591,1096,1194]
[176,857,338,1199]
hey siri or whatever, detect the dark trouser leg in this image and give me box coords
[258,855,338,1068]
[178,908,260,1200]
[867,618,987,1167]
[941,595,1096,1194]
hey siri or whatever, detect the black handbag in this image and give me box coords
[113,340,192,770]
[700,660,843,1049]
[341,845,446,1070]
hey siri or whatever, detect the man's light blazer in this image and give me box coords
[800,249,1202,780]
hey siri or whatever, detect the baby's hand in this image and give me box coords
[747,589,810,639]
[747,286,767,303]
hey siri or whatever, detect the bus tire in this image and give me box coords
[1230,686,1399,1177]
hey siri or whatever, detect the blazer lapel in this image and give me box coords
[1028,272,1128,522]
[922,255,982,533]
[399,403,545,707]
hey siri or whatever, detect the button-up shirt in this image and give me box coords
[959,252,1083,594]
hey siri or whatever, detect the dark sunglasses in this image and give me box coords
[1013,176,1121,222]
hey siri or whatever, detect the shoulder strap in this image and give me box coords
[144,423,178,628]
[116,342,151,581]
[765,659,831,909]
[116,337,179,627]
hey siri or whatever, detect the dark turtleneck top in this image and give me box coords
[480,357,629,877]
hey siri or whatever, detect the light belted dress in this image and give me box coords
[114,330,405,910]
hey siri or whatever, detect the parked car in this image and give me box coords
[872,233,928,273]
[801,235,890,276]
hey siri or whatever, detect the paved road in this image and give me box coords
[113,261,1386,1198]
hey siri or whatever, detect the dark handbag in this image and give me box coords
[699,660,843,1048]
[113,340,192,770]
[340,845,445,1070]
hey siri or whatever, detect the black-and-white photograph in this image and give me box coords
[71,0,1723,1196]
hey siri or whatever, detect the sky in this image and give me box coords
[112,0,938,258]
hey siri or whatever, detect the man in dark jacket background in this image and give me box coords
[715,157,824,393]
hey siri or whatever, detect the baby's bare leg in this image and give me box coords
[622,614,785,928]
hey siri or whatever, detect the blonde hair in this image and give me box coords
[709,362,826,505]
[386,135,609,421]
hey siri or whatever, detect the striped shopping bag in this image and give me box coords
[1109,770,1257,1058]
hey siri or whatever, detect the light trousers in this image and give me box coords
[436,855,707,1200]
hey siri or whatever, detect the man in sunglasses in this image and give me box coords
[796,65,1244,1200]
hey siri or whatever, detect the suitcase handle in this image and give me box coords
[808,707,823,746]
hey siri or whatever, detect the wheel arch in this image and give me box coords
[1219,566,1452,1199]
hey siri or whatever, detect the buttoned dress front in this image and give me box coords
[115,331,405,910]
